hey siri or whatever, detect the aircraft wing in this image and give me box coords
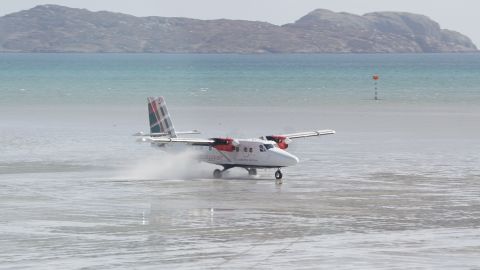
[264,129,335,149]
[281,129,336,139]
[140,137,214,146]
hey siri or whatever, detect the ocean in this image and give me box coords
[1,53,479,269]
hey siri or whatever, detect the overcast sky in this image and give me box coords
[2,0,479,46]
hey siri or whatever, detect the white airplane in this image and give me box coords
[136,97,335,184]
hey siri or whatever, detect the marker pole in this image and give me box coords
[372,74,380,100]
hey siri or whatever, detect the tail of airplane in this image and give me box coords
[147,96,177,138]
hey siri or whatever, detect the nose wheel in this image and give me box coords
[275,170,283,179]
[275,169,283,184]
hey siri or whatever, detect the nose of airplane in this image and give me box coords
[280,151,299,167]
[269,148,300,167]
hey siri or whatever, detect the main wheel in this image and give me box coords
[213,169,222,179]
[275,170,283,180]
[248,168,257,176]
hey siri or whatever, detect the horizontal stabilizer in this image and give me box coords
[142,137,214,146]
[133,130,201,137]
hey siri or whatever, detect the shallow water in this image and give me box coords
[1,54,480,269]
[2,169,480,269]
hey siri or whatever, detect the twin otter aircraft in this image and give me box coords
[136,97,335,184]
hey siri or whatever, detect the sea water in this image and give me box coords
[1,53,480,106]
[0,53,479,269]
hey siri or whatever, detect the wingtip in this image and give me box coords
[316,129,336,135]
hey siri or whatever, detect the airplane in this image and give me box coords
[135,97,335,184]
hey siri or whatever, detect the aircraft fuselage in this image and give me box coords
[155,138,299,169]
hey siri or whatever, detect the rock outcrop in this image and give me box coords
[0,5,476,53]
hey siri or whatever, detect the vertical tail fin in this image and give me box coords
[147,97,177,138]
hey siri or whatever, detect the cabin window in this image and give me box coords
[259,145,265,152]
[264,144,274,150]
[244,147,248,152]
[249,148,253,153]
[235,147,239,152]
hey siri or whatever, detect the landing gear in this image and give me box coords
[213,166,233,179]
[275,169,283,185]
[213,169,222,179]
[213,167,284,184]
[275,170,283,179]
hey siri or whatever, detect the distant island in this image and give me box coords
[0,5,477,53]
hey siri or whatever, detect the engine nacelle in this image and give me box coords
[211,138,236,152]
[265,135,289,149]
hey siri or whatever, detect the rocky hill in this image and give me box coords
[0,5,476,53]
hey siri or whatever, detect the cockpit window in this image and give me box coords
[264,144,274,150]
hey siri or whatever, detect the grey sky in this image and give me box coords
[2,0,479,46]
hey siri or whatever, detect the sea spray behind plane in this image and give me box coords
[122,149,205,180]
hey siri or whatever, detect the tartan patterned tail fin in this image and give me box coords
[147,97,177,138]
